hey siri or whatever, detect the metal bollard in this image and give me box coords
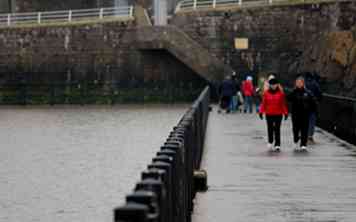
[135,178,166,222]
[170,128,194,220]
[155,152,181,222]
[114,202,149,222]
[160,144,189,222]
[126,191,159,222]
[148,161,173,222]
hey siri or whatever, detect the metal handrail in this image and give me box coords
[322,93,356,103]
[114,86,211,222]
[0,6,134,27]
[175,0,348,12]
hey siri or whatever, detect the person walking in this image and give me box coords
[242,76,254,113]
[288,76,317,151]
[218,76,235,113]
[305,72,322,144]
[255,76,266,113]
[229,72,240,113]
[259,78,288,151]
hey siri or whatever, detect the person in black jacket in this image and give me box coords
[218,76,235,113]
[305,72,322,143]
[229,71,240,112]
[288,76,317,151]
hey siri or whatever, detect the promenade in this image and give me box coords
[193,107,356,222]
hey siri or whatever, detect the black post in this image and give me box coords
[135,178,166,222]
[126,191,159,222]
[114,202,149,222]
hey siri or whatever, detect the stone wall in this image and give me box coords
[0,20,208,104]
[13,0,98,12]
[0,0,10,13]
[296,30,356,96]
[1,0,179,16]
[171,1,356,96]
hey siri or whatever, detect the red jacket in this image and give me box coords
[259,89,288,115]
[242,80,254,96]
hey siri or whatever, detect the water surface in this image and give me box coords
[0,104,188,222]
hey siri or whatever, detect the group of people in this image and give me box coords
[218,73,256,114]
[219,72,322,152]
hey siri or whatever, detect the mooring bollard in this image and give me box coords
[114,202,149,222]
[126,191,159,222]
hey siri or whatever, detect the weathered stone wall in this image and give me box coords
[2,0,179,15]
[13,0,99,12]
[0,0,10,13]
[0,21,206,92]
[171,1,356,96]
[296,30,356,96]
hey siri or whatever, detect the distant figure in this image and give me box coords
[263,74,275,92]
[242,76,255,113]
[288,76,317,151]
[255,76,266,113]
[305,72,322,144]
[259,78,288,152]
[218,76,235,113]
[229,72,240,113]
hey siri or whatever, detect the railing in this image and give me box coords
[0,6,134,27]
[114,86,210,222]
[175,0,345,12]
[317,93,356,145]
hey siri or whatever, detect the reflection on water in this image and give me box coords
[0,104,188,222]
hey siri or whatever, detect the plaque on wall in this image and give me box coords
[235,38,249,50]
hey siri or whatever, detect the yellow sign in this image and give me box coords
[235,38,249,49]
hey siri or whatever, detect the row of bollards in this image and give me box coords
[114,86,211,222]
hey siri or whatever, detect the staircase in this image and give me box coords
[129,26,232,83]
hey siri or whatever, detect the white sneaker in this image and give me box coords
[267,143,274,151]
[294,142,299,150]
[275,146,281,152]
[301,146,307,151]
[294,145,301,152]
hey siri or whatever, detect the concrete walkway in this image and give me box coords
[193,106,356,222]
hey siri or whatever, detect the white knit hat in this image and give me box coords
[268,74,275,80]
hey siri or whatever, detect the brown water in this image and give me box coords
[0,105,188,222]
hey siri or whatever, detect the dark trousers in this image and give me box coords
[292,114,309,146]
[266,115,283,146]
[220,96,231,110]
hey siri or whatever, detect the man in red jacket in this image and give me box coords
[259,78,288,151]
[242,76,254,113]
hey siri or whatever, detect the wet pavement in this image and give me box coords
[193,106,356,222]
[0,104,188,222]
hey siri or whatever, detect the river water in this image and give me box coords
[0,104,188,222]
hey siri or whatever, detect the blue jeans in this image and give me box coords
[255,98,260,113]
[244,96,253,113]
[230,96,238,112]
[308,112,317,137]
